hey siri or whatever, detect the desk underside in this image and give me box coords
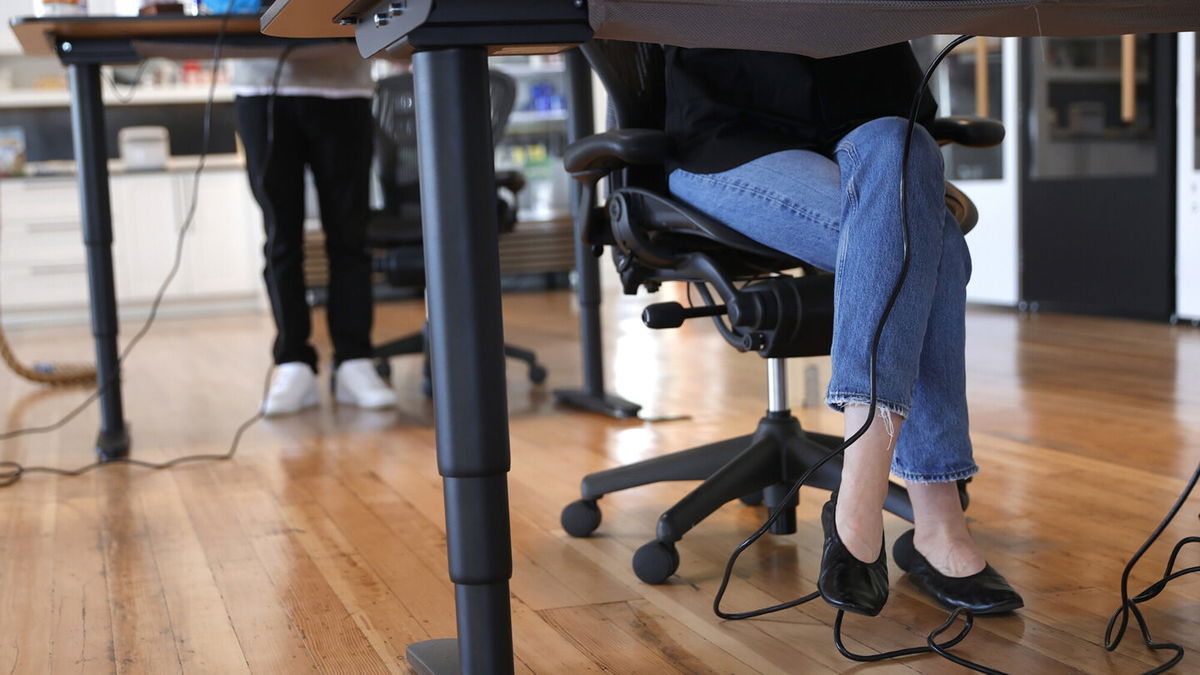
[590,0,1200,57]
[262,0,1200,57]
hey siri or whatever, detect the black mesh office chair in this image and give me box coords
[559,41,1003,584]
[369,70,547,395]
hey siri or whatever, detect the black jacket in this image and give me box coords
[664,43,937,174]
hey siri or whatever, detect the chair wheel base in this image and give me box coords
[375,359,392,382]
[529,364,548,384]
[561,499,602,537]
[739,491,763,506]
[633,541,679,584]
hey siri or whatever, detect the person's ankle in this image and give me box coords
[834,496,884,563]
[913,527,986,577]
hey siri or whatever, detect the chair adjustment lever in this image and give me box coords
[642,302,727,329]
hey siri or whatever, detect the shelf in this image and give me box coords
[1044,68,1150,84]
[492,63,565,77]
[0,84,235,109]
[508,109,568,127]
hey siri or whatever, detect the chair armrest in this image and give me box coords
[930,116,1005,148]
[564,129,674,175]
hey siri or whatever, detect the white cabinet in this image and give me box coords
[111,172,187,302]
[0,165,264,325]
[0,177,88,310]
[173,171,260,297]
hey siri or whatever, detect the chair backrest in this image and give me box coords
[372,70,518,218]
[581,41,668,193]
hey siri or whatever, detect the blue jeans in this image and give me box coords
[669,117,977,483]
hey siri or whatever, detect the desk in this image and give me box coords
[4,14,624,463]
[8,15,342,459]
[259,1,1200,673]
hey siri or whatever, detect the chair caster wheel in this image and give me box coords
[529,364,548,385]
[560,499,601,537]
[632,541,679,584]
[739,491,763,506]
[421,379,433,398]
[375,359,392,382]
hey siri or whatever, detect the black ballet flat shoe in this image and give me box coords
[817,494,889,616]
[892,529,1024,615]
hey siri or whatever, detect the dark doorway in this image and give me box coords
[1020,35,1177,320]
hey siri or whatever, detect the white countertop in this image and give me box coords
[1,152,245,181]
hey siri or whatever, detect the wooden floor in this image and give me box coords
[1,283,1198,674]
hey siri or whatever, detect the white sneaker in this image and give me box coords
[262,362,319,417]
[335,358,398,410]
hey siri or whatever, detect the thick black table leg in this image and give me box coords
[552,47,641,420]
[405,47,514,675]
[67,62,129,461]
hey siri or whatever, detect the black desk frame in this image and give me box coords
[343,2,605,671]
[64,55,128,459]
[43,29,322,460]
[41,9,614,672]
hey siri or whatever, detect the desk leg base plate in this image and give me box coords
[554,389,641,419]
[406,638,460,675]
[96,425,130,461]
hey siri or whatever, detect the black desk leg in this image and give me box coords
[552,47,641,419]
[67,62,129,461]
[405,46,515,675]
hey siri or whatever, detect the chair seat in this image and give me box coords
[612,187,807,277]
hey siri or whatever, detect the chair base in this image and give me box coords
[374,322,547,396]
[562,411,932,584]
[552,387,642,419]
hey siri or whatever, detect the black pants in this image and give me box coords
[236,95,374,370]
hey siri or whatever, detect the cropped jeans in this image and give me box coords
[668,117,977,483]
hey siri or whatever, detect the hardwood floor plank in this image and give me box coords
[229,480,391,674]
[2,294,1198,674]
[136,468,251,674]
[171,464,319,674]
[49,476,117,674]
[98,474,184,675]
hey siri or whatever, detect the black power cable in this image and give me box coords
[1104,461,1200,674]
[0,20,297,488]
[709,35,1006,674]
[0,16,234,446]
[709,35,1200,675]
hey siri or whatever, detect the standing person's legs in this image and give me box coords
[303,96,375,366]
[303,96,396,410]
[236,95,317,370]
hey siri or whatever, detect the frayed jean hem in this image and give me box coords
[891,464,979,484]
[826,392,911,420]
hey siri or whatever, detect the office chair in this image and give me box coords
[559,41,1004,584]
[368,70,547,396]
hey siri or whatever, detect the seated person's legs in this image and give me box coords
[669,116,1019,614]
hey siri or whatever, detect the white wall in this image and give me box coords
[0,0,27,55]
[962,37,1020,306]
[1178,33,1200,322]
